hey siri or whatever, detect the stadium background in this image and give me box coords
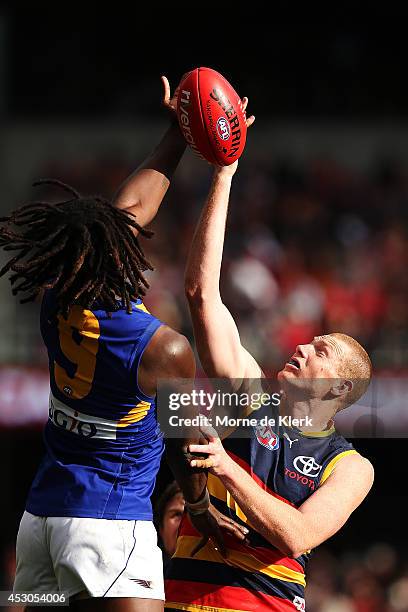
[0,12,407,611]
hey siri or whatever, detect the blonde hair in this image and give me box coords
[331,333,372,408]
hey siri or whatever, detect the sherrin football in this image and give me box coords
[177,67,247,166]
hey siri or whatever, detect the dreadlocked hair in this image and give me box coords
[0,178,154,316]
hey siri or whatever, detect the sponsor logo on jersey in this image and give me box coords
[49,393,119,440]
[283,432,299,448]
[284,467,316,490]
[253,423,279,451]
[293,455,322,477]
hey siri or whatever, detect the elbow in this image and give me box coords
[184,280,206,305]
[269,535,308,560]
[287,548,306,559]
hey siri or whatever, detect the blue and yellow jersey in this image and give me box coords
[26,290,164,520]
[165,404,357,612]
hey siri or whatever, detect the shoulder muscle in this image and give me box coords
[139,326,196,396]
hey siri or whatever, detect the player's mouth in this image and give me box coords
[285,357,301,371]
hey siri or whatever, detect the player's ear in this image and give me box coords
[331,379,353,397]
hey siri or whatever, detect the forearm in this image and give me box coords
[166,441,208,504]
[221,458,309,556]
[113,121,186,227]
[185,172,233,299]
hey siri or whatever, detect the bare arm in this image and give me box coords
[140,325,248,551]
[185,168,261,381]
[184,101,257,381]
[139,325,206,504]
[189,434,374,557]
[113,77,186,229]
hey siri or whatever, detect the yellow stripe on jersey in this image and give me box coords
[135,302,150,313]
[207,474,249,524]
[300,425,336,438]
[320,450,358,486]
[165,603,243,612]
[175,536,306,587]
[117,400,152,427]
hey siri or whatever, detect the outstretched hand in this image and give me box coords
[161,75,179,118]
[242,96,256,129]
[214,96,255,178]
[161,72,192,119]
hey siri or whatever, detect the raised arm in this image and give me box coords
[113,76,186,229]
[184,107,260,381]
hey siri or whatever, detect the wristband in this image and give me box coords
[185,488,210,516]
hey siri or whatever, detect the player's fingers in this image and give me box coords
[191,457,214,469]
[242,96,248,111]
[191,536,208,557]
[188,444,210,454]
[246,115,256,128]
[229,520,249,537]
[161,75,171,106]
[218,514,249,535]
[221,520,248,541]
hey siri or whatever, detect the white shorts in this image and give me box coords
[14,511,164,601]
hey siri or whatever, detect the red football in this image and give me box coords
[176,67,247,166]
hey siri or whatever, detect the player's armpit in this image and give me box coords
[292,453,374,557]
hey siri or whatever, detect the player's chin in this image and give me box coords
[277,368,294,383]
[278,365,300,380]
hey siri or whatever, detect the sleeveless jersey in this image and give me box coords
[26,290,164,520]
[165,403,357,612]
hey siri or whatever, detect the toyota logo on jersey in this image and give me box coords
[293,455,322,477]
[253,423,279,451]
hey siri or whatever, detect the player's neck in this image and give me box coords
[279,395,336,433]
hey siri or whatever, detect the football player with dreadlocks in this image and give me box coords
[1,76,244,612]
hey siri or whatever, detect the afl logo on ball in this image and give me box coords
[216,117,230,141]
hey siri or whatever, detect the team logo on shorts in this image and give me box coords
[253,423,279,451]
[130,579,152,589]
[216,117,231,141]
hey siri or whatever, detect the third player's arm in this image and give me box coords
[185,164,262,381]
[139,325,207,504]
[142,326,248,551]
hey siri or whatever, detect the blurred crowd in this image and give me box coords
[34,151,408,372]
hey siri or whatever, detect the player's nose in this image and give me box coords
[295,345,307,359]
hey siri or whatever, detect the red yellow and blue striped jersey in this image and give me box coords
[165,405,357,612]
[26,289,164,520]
